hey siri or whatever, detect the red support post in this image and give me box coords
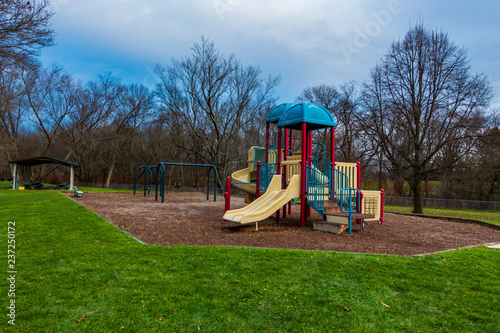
[265,123,270,163]
[300,123,307,228]
[307,131,312,166]
[224,176,231,223]
[284,128,289,159]
[283,128,289,218]
[330,162,334,201]
[277,128,282,176]
[288,129,293,216]
[356,161,362,225]
[356,161,361,190]
[306,129,313,220]
[357,191,364,225]
[330,127,335,201]
[330,127,335,166]
[276,129,281,224]
[380,189,385,224]
[226,176,231,211]
[256,161,261,199]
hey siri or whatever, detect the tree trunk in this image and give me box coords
[128,135,136,184]
[412,176,424,214]
[105,136,121,189]
[105,161,116,189]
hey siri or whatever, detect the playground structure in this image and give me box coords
[133,162,218,202]
[223,102,384,234]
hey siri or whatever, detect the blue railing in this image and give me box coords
[332,167,350,204]
[306,164,329,214]
[258,162,278,192]
[339,187,361,234]
[306,162,352,216]
[312,143,330,174]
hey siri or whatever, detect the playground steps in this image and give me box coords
[326,212,375,224]
[327,212,375,219]
[314,200,375,234]
[323,200,342,214]
[313,220,348,234]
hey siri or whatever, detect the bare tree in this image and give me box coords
[0,64,26,163]
[63,74,123,183]
[361,23,493,213]
[0,0,54,66]
[296,82,368,162]
[155,37,280,184]
[122,84,155,182]
[297,84,339,109]
[469,124,500,200]
[21,65,78,155]
[102,83,156,188]
[296,84,339,155]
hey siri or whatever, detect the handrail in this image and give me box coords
[332,166,350,203]
[339,187,361,235]
[339,188,360,213]
[306,164,329,214]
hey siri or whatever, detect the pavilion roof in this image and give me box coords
[8,155,78,168]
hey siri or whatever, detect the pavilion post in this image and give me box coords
[12,163,17,189]
[70,166,75,190]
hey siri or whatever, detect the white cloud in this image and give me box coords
[41,0,500,103]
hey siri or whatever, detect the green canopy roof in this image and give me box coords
[8,155,78,168]
[276,103,337,130]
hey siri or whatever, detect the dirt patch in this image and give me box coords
[67,192,500,256]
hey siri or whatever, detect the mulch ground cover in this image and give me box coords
[67,192,500,256]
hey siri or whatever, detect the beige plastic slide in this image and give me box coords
[231,168,256,195]
[223,174,301,224]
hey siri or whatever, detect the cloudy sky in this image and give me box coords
[40,0,500,107]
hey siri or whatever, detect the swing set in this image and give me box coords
[133,163,218,202]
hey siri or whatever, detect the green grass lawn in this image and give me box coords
[1,190,499,332]
[386,205,500,226]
